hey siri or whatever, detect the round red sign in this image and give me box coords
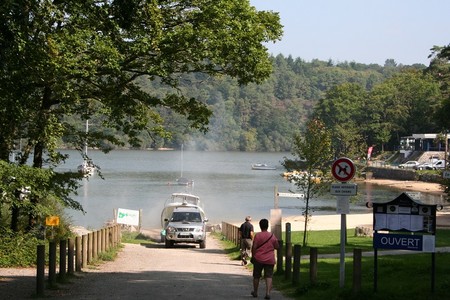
[331,157,356,182]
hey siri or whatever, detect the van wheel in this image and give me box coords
[199,240,206,249]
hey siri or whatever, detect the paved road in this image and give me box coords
[42,233,288,299]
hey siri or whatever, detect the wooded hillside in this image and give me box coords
[73,55,426,152]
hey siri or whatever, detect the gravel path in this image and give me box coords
[1,233,288,299]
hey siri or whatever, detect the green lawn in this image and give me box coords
[274,229,450,300]
[215,230,450,300]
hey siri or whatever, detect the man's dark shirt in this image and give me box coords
[239,221,254,239]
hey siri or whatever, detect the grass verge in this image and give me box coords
[215,229,450,299]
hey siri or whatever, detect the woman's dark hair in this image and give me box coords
[259,218,269,230]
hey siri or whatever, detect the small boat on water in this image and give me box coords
[251,163,277,170]
[78,119,95,177]
[78,160,95,177]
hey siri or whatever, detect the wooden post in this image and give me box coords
[36,245,45,296]
[82,234,88,268]
[276,240,284,274]
[68,238,75,274]
[105,227,109,251]
[285,223,292,280]
[48,241,57,287]
[285,242,292,280]
[76,236,82,272]
[310,247,318,285]
[87,232,93,263]
[292,245,301,285]
[353,248,362,294]
[101,228,106,253]
[59,239,67,280]
[92,231,98,259]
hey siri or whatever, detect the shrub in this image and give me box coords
[0,227,42,267]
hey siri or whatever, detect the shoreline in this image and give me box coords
[363,178,445,195]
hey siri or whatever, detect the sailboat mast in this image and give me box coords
[180,143,184,177]
[84,119,89,156]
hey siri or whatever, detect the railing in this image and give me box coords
[221,222,240,245]
[36,224,121,296]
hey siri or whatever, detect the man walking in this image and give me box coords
[239,216,254,265]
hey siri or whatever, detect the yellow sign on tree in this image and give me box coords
[46,216,60,226]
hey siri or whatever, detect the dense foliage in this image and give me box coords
[80,56,430,152]
[0,0,282,233]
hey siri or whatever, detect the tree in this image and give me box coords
[282,119,333,246]
[428,44,450,201]
[314,83,368,159]
[428,44,450,130]
[0,0,282,230]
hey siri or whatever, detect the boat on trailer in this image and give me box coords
[160,193,204,228]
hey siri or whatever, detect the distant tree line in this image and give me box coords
[75,54,434,152]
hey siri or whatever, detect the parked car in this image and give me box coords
[398,161,420,169]
[431,160,448,170]
[414,162,434,170]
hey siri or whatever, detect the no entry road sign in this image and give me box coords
[331,157,356,182]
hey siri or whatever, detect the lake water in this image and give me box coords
[59,150,445,229]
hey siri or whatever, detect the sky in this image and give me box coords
[250,0,450,66]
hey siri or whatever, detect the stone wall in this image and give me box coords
[367,167,418,181]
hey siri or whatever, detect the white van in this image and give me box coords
[431,160,448,170]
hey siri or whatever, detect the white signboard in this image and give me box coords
[117,208,140,226]
[336,196,350,214]
[330,183,357,196]
[277,192,304,198]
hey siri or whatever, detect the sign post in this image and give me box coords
[331,157,356,288]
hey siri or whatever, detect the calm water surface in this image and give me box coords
[59,150,445,229]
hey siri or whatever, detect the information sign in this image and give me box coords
[374,233,435,252]
[117,208,140,226]
[330,183,357,196]
[46,216,60,226]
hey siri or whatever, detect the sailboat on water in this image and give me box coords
[77,120,95,177]
[176,144,193,186]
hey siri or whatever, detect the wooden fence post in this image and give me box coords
[276,240,284,274]
[102,228,106,252]
[36,245,45,296]
[76,236,82,272]
[353,248,362,294]
[48,241,57,287]
[59,239,67,280]
[92,231,98,260]
[82,234,88,268]
[310,247,318,285]
[104,227,109,251]
[292,245,301,285]
[68,238,75,274]
[88,232,93,263]
[285,223,292,280]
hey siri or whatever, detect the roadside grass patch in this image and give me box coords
[121,231,154,244]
